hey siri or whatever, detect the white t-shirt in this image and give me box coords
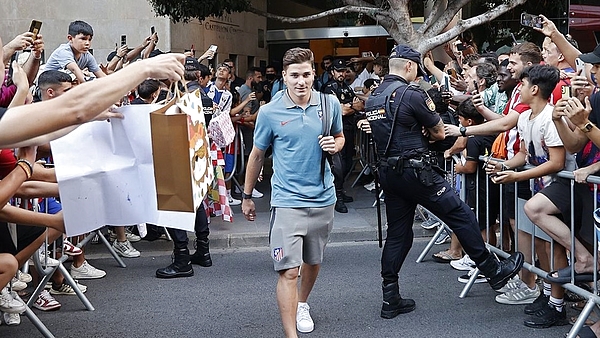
[517,103,576,193]
[350,68,378,91]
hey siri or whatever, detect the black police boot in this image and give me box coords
[190,239,212,267]
[341,192,354,203]
[477,252,524,290]
[380,282,416,319]
[156,249,194,278]
[335,198,348,213]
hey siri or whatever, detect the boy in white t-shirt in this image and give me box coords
[487,64,574,329]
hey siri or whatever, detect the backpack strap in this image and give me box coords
[320,93,331,188]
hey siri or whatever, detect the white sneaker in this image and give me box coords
[495,285,540,305]
[458,268,487,284]
[364,181,376,191]
[112,240,141,258]
[251,188,264,198]
[3,312,20,325]
[125,229,141,243]
[296,302,314,333]
[49,282,87,295]
[37,250,60,267]
[450,255,476,271]
[9,278,27,291]
[70,260,106,279]
[33,290,61,311]
[228,194,241,206]
[0,288,25,314]
[16,270,32,284]
[496,276,526,293]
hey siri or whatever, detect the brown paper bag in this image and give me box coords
[150,88,214,212]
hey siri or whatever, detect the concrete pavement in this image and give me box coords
[206,170,434,250]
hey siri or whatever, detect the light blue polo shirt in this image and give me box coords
[254,89,342,208]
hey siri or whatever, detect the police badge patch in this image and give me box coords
[425,96,436,111]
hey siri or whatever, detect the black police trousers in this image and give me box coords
[167,204,210,251]
[379,165,490,284]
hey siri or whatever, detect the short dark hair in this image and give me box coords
[68,20,94,37]
[246,66,262,78]
[519,64,560,100]
[456,99,484,124]
[198,64,211,78]
[282,47,314,70]
[137,79,161,100]
[363,78,379,91]
[38,70,73,90]
[184,70,198,81]
[475,63,497,88]
[478,52,499,70]
[499,59,509,68]
[463,54,481,67]
[510,42,542,65]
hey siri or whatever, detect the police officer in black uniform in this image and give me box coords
[321,59,361,213]
[365,45,525,319]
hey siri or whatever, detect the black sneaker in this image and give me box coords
[524,293,550,315]
[335,199,348,213]
[523,304,568,328]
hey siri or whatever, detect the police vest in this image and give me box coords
[364,82,428,158]
[322,81,355,104]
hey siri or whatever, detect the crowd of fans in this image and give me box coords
[1,12,600,337]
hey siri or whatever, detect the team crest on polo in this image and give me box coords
[273,247,284,262]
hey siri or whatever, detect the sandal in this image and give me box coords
[564,326,598,338]
[569,313,597,326]
[432,250,461,263]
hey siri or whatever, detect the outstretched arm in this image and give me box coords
[0,53,186,148]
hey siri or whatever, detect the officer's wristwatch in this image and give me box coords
[459,126,467,137]
[580,121,595,133]
[241,191,253,200]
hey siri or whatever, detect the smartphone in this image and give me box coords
[6,52,19,86]
[120,35,127,47]
[561,85,572,99]
[447,69,457,79]
[208,44,217,60]
[472,80,478,94]
[29,20,42,37]
[520,13,542,28]
[454,40,467,52]
[575,58,586,79]
[444,76,450,91]
[151,26,155,35]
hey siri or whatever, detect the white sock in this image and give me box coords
[549,296,564,312]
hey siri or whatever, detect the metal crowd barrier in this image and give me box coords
[448,157,600,338]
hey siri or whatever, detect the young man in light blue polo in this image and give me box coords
[241,47,344,338]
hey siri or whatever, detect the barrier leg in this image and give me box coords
[566,299,597,338]
[459,267,480,298]
[416,223,451,263]
[95,230,127,268]
[21,302,55,338]
[58,263,94,311]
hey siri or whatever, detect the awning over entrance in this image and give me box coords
[267,25,419,42]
